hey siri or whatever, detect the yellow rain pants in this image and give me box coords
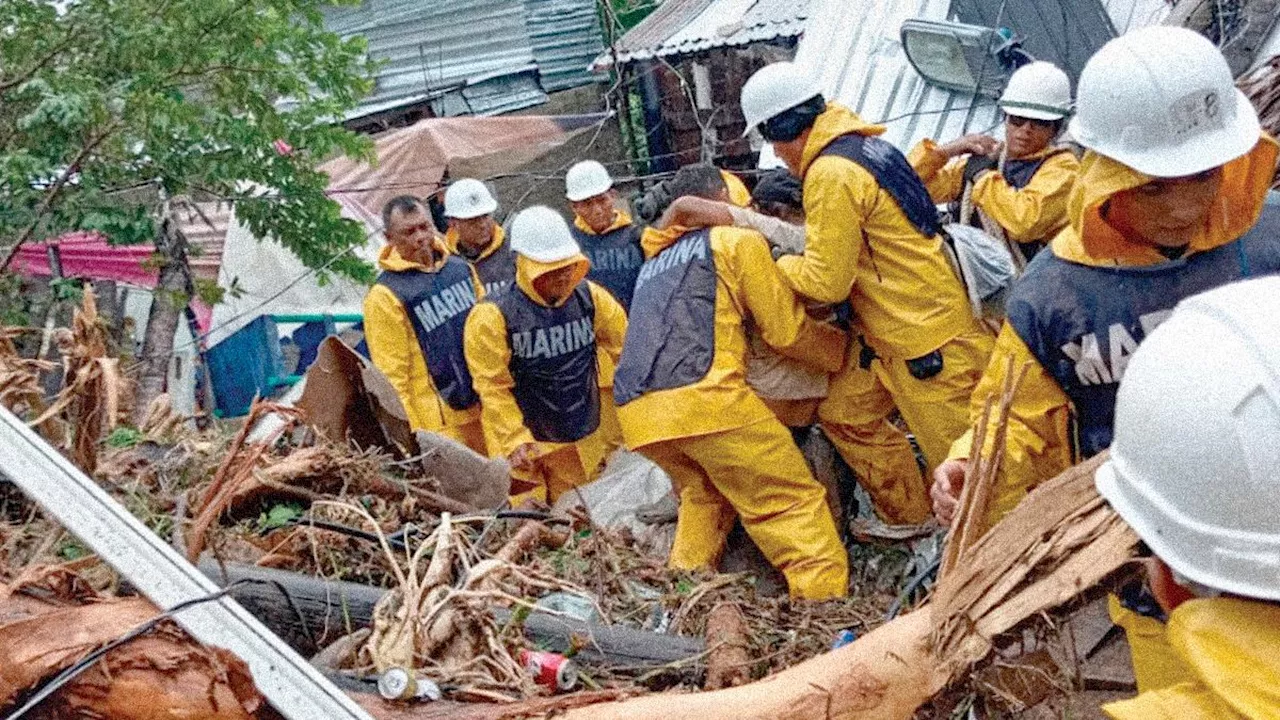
[640,417,849,600]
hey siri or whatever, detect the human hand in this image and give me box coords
[930,459,968,526]
[508,442,540,473]
[939,134,1000,159]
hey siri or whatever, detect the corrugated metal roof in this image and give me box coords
[600,0,810,67]
[325,0,544,120]
[524,0,606,91]
[792,0,1170,154]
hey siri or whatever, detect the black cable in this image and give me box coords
[885,553,942,621]
[3,579,275,720]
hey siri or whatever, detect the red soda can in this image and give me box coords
[519,650,578,692]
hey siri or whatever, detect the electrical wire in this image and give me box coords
[3,578,306,720]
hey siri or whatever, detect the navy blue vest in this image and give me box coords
[469,238,515,297]
[1007,198,1280,458]
[817,133,941,238]
[573,222,644,312]
[1002,149,1069,190]
[375,256,479,410]
[493,283,600,443]
[614,230,718,406]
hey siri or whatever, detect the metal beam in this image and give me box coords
[0,406,374,720]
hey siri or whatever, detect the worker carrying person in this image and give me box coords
[930,26,1280,695]
[463,206,627,506]
[909,61,1080,263]
[614,164,850,600]
[738,61,995,525]
[443,178,515,297]
[363,195,486,453]
[1095,276,1280,719]
[659,169,830,430]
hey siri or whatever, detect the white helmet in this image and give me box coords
[565,160,613,202]
[1069,26,1260,178]
[443,178,498,219]
[509,206,581,263]
[739,62,824,136]
[999,61,1072,121]
[1096,276,1280,601]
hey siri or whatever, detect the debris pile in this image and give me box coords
[0,565,263,720]
[0,294,1140,718]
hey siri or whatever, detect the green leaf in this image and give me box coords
[106,426,146,448]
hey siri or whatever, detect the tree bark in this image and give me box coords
[133,214,191,426]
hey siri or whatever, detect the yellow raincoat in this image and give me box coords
[618,224,849,599]
[783,103,994,522]
[463,252,627,505]
[571,210,634,452]
[947,135,1280,527]
[721,169,752,207]
[1103,597,1280,719]
[363,243,485,452]
[908,140,1079,246]
[947,135,1279,698]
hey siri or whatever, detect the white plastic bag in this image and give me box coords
[941,223,1018,320]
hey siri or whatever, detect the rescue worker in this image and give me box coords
[565,160,644,311]
[909,61,1080,262]
[564,160,638,452]
[463,206,628,505]
[930,26,1280,694]
[363,196,485,452]
[659,170,829,429]
[738,62,995,525]
[614,165,850,600]
[443,178,515,297]
[1095,276,1280,719]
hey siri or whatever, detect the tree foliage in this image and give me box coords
[0,0,378,281]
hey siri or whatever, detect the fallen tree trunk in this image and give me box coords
[553,454,1137,719]
[198,562,706,667]
[560,609,940,720]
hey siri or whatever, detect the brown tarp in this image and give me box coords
[322,114,609,222]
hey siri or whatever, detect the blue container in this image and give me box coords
[831,629,858,650]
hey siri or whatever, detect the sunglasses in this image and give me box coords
[1005,114,1058,130]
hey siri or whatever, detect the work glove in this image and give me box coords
[963,153,999,185]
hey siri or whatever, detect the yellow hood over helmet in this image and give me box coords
[514,253,590,307]
[1054,135,1279,267]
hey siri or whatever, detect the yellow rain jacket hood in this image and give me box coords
[363,242,483,440]
[573,209,633,237]
[949,134,1280,527]
[463,250,627,464]
[1054,136,1279,267]
[445,222,507,262]
[781,103,978,359]
[1104,597,1280,719]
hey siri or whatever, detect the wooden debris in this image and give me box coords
[0,565,263,720]
[703,602,750,690]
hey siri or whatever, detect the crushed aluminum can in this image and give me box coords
[377,666,442,702]
[831,629,858,650]
[519,649,578,692]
